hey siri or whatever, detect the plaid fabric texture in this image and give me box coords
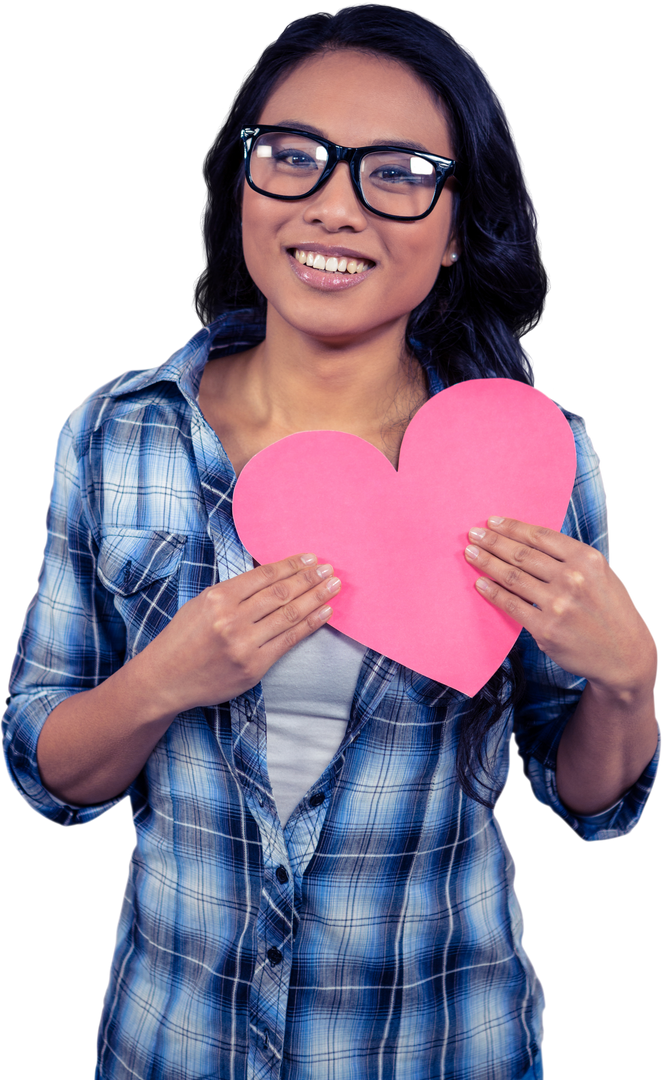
[4,311,657,1080]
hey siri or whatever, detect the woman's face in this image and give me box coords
[241,49,457,345]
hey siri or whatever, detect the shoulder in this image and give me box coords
[559,407,600,469]
[556,406,608,555]
[65,371,189,461]
[63,324,215,462]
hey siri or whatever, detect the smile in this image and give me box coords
[291,248,374,274]
[285,247,373,291]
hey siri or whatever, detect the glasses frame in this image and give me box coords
[240,125,457,222]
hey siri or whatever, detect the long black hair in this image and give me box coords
[195,5,547,805]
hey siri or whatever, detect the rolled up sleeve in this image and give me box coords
[513,411,658,840]
[3,420,126,824]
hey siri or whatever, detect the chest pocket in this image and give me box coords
[97,529,187,654]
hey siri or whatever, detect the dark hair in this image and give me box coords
[195,5,546,805]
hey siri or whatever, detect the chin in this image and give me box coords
[290,313,394,346]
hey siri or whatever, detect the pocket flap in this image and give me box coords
[98,529,187,596]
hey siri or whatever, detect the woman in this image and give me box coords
[3,6,657,1079]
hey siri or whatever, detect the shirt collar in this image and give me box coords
[106,309,445,404]
[106,309,268,405]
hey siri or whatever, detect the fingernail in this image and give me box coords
[488,516,504,526]
[319,605,332,620]
[476,577,490,591]
[468,528,485,541]
[326,576,341,592]
[300,553,317,565]
[465,545,480,560]
[316,564,333,579]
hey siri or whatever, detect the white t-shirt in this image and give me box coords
[261,625,367,825]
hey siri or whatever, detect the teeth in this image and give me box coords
[293,249,371,274]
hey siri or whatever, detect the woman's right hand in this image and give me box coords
[144,553,341,715]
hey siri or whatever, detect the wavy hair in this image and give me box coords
[195,5,547,805]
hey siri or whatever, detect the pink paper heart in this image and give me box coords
[232,379,576,695]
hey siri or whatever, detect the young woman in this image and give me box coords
[4,6,657,1079]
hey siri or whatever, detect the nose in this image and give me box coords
[301,160,368,232]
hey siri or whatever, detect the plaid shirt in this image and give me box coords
[4,311,657,1080]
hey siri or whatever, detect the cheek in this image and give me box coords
[240,185,286,288]
[241,197,309,321]
[393,233,445,309]
[398,204,453,302]
[240,190,264,275]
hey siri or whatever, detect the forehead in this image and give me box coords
[258,49,453,156]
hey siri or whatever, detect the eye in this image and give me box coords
[361,152,435,190]
[253,134,328,175]
[273,148,319,169]
[372,165,422,185]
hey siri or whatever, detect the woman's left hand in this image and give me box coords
[465,516,656,696]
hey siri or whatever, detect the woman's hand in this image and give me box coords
[145,553,341,716]
[464,516,656,696]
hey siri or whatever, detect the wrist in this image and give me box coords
[103,645,186,727]
[586,628,657,708]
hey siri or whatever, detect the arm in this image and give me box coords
[556,673,656,814]
[4,419,341,813]
[4,418,127,823]
[465,517,657,815]
[35,643,179,806]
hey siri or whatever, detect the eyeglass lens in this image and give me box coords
[250,131,437,217]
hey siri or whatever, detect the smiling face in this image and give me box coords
[241,49,457,347]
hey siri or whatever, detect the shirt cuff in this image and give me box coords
[518,725,656,842]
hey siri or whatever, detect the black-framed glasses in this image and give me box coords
[240,125,456,222]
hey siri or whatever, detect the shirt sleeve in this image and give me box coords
[2,419,128,825]
[512,411,659,841]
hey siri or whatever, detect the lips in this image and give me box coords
[285,249,373,291]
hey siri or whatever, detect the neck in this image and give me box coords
[243,304,425,434]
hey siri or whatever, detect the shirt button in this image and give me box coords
[267,946,283,965]
[276,865,289,884]
[310,791,325,807]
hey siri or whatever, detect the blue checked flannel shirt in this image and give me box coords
[4,310,658,1080]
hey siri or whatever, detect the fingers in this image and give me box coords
[221,550,337,616]
[232,552,342,649]
[241,556,338,622]
[245,552,341,643]
[477,516,579,561]
[232,552,322,602]
[260,574,339,648]
[467,524,553,580]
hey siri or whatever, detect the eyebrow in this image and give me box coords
[273,120,434,156]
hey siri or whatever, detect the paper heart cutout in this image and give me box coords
[232,379,576,695]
